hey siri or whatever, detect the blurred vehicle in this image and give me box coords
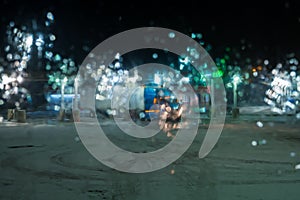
[46,83,184,121]
[143,84,182,120]
[46,93,75,111]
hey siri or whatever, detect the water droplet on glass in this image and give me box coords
[197,33,202,39]
[152,53,158,59]
[15,102,20,107]
[45,21,50,27]
[115,52,121,60]
[264,59,269,65]
[54,54,61,61]
[47,12,54,21]
[5,45,10,52]
[46,64,51,70]
[290,65,297,71]
[253,71,258,77]
[35,37,44,47]
[74,136,80,142]
[168,32,175,38]
[251,140,258,146]
[139,112,145,119]
[290,152,296,157]
[114,62,121,68]
[256,121,263,128]
[69,61,75,67]
[168,72,174,78]
[54,105,60,111]
[259,139,267,145]
[290,71,296,77]
[45,51,53,59]
[49,34,56,41]
[9,21,15,27]
[6,53,13,61]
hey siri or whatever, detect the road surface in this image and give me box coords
[0,115,300,200]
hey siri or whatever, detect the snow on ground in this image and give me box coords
[0,113,300,200]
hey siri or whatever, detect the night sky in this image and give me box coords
[0,0,300,109]
[1,0,300,64]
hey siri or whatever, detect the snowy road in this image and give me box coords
[0,116,300,200]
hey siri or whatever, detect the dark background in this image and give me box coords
[1,0,300,109]
[1,0,300,64]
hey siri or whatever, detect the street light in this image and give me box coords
[24,34,33,51]
[232,74,242,118]
[57,77,67,121]
[72,77,80,122]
